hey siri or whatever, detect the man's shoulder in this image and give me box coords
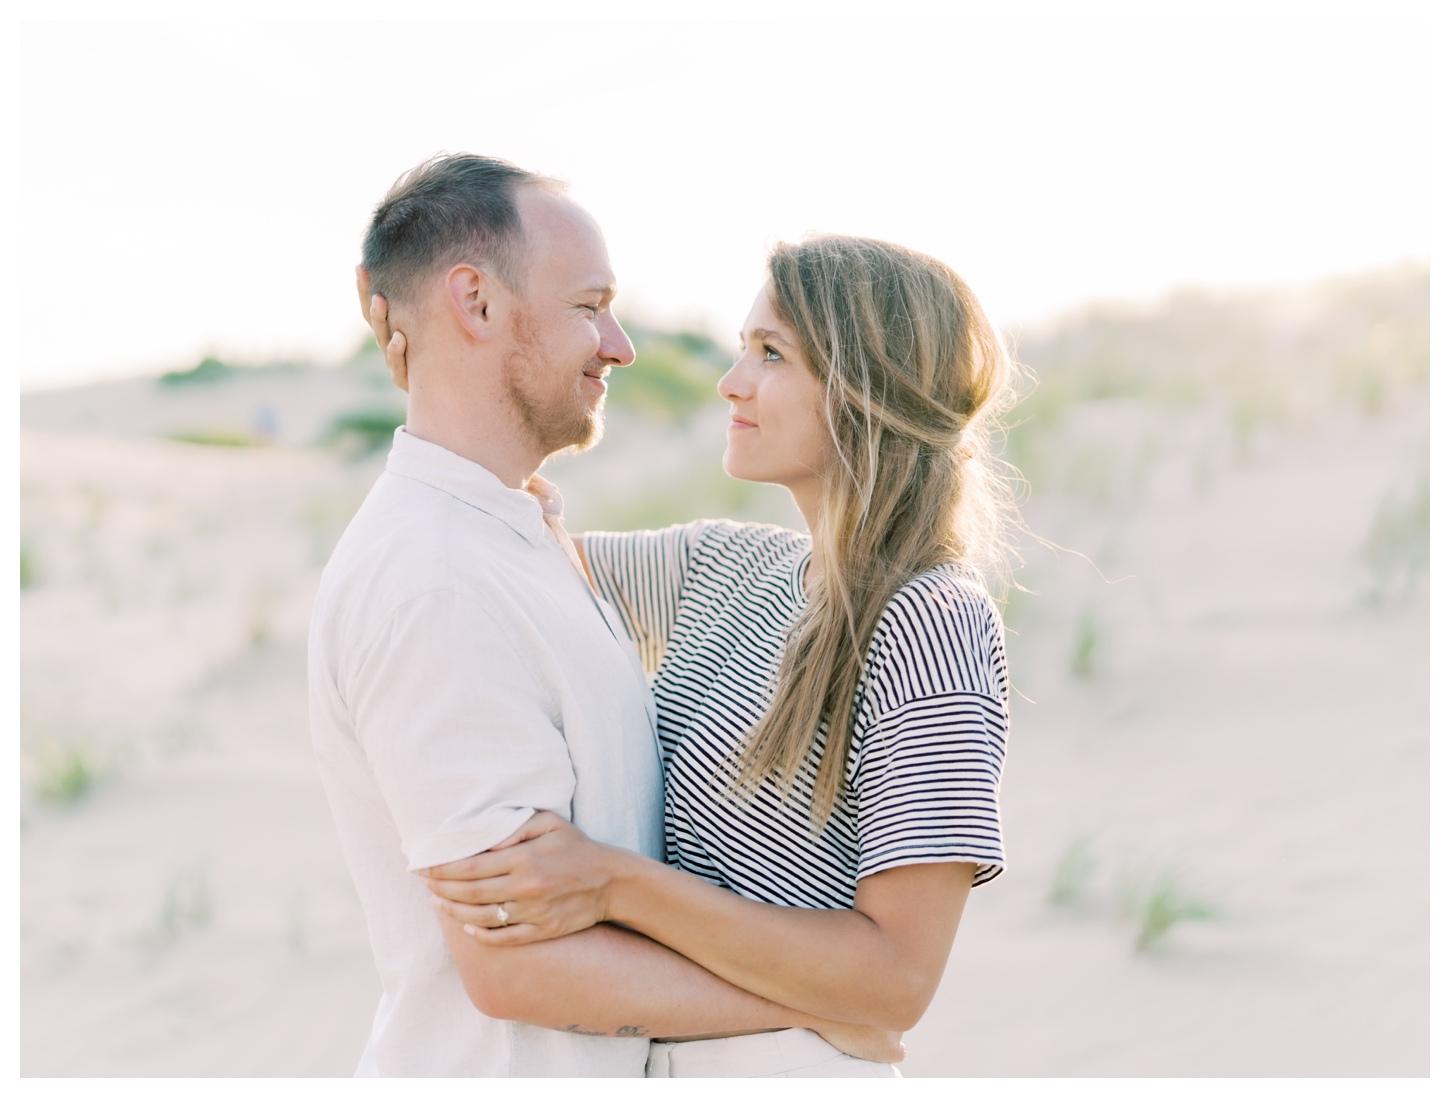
[317,471,523,631]
[323,471,454,591]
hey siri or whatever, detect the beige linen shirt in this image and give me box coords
[309,428,664,1077]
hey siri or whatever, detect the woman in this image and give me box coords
[421,235,1015,1077]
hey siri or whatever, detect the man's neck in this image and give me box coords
[405,398,544,491]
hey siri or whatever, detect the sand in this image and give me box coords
[907,393,1428,1076]
[18,378,1428,1076]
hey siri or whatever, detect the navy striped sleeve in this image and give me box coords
[851,569,1010,887]
[580,522,714,675]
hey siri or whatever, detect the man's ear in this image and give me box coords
[444,265,500,342]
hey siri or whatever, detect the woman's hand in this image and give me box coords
[809,1020,906,1065]
[421,810,625,945]
[354,265,410,392]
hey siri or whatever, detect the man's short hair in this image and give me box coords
[362,153,558,305]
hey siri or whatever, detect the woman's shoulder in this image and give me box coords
[686,518,811,573]
[889,562,998,618]
[865,564,1008,705]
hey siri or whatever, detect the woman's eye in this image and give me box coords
[762,344,782,362]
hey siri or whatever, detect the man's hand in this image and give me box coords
[810,1019,906,1065]
[422,810,620,945]
[355,265,409,392]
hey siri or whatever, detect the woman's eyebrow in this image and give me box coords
[747,327,793,346]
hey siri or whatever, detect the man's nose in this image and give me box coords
[598,313,635,367]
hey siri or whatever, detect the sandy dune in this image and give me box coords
[19,328,1427,1076]
[908,394,1428,1076]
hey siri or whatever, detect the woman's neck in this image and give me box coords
[788,481,825,591]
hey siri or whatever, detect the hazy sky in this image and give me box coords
[8,17,1434,390]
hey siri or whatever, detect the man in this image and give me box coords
[309,154,863,1077]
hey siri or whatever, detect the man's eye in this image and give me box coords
[582,304,602,317]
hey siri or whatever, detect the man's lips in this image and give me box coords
[582,363,609,395]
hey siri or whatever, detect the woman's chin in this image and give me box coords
[721,460,762,484]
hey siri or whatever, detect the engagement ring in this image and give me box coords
[496,904,509,925]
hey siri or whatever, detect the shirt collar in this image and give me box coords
[384,427,550,547]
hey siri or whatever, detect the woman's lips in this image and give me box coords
[729,415,757,430]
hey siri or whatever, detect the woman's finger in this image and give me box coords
[363,291,408,392]
[385,331,408,392]
[488,809,566,850]
[422,847,515,882]
[432,893,512,928]
[423,875,514,905]
[367,291,389,338]
[463,922,547,946]
[366,291,392,356]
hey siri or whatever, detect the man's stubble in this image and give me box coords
[502,306,607,457]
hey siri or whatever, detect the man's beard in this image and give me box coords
[503,313,607,456]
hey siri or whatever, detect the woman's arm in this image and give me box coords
[433,904,902,1061]
[425,812,974,1031]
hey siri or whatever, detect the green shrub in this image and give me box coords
[1131,875,1217,952]
[33,745,98,802]
[163,430,253,447]
[1048,837,1099,908]
[20,541,37,590]
[323,406,408,457]
[609,327,729,423]
[1071,610,1101,679]
[1362,476,1430,603]
[156,865,212,942]
[158,356,235,386]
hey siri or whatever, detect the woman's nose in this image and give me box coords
[718,358,752,402]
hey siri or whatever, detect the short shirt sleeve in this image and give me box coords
[851,569,1010,888]
[580,521,715,675]
[347,586,577,872]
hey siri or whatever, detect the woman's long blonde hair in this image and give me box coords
[733,234,1017,823]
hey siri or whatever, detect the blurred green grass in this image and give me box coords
[1008,265,1428,492]
[609,326,730,424]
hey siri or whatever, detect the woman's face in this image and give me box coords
[718,284,833,495]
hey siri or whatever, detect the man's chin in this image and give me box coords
[551,401,605,456]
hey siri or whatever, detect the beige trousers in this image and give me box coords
[645,1028,902,1078]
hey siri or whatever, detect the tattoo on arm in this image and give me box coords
[553,1023,651,1038]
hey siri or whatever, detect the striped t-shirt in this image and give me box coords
[580,520,1009,910]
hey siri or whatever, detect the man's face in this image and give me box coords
[502,188,634,455]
